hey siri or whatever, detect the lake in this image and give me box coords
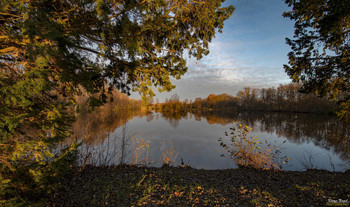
[72,109,350,172]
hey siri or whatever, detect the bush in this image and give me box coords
[219,122,289,170]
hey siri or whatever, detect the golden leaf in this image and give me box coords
[0,46,17,53]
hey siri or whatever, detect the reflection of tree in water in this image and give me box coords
[146,112,154,122]
[159,110,350,162]
[205,113,233,125]
[73,105,350,163]
[239,112,350,161]
[245,113,349,161]
[161,111,188,128]
[72,106,148,145]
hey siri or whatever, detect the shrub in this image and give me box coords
[160,139,178,167]
[219,122,289,170]
[0,142,79,206]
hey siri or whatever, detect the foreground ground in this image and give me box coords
[49,166,350,207]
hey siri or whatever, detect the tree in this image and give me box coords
[237,87,258,110]
[0,0,234,204]
[283,0,350,120]
[207,93,217,107]
[169,93,180,102]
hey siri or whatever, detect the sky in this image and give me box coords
[131,0,296,102]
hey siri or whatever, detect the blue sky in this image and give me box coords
[131,0,296,102]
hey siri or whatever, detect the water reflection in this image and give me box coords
[71,109,350,171]
[158,111,350,162]
[72,106,149,144]
[160,111,189,128]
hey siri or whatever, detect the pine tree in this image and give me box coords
[0,0,234,204]
[283,0,350,120]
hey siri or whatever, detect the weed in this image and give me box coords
[132,137,150,166]
[160,139,178,166]
[219,122,289,170]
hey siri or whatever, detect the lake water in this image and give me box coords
[73,110,350,172]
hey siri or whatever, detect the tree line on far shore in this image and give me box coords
[152,83,337,114]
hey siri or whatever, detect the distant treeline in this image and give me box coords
[152,83,337,114]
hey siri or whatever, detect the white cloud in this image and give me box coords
[130,0,295,102]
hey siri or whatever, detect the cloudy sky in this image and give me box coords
[131,0,296,102]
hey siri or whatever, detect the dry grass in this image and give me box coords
[160,139,178,166]
[132,137,150,166]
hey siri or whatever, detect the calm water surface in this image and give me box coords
[73,110,350,171]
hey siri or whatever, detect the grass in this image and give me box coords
[49,166,350,207]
